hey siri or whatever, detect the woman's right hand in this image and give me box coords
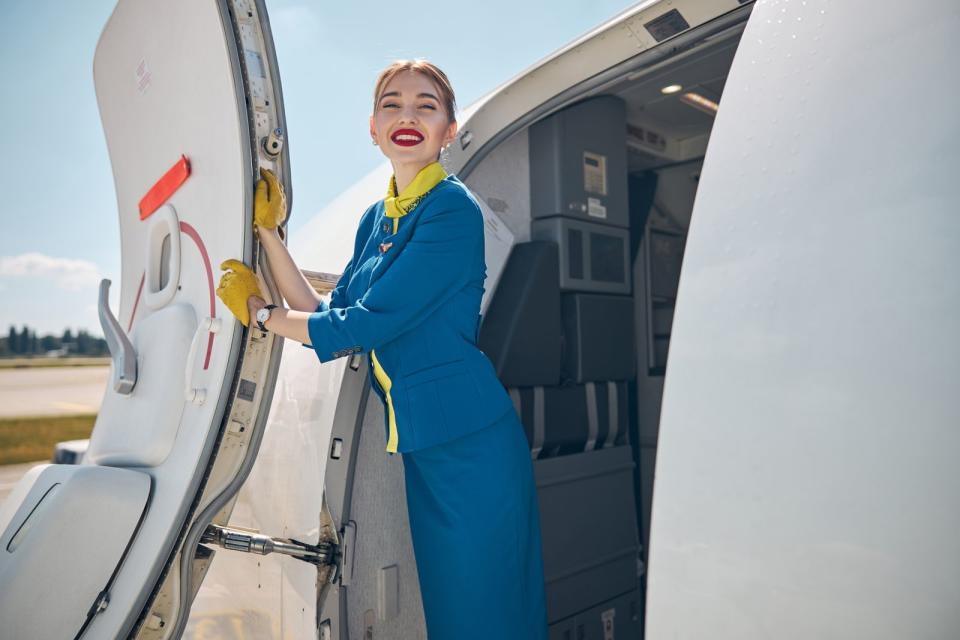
[216,259,263,327]
[254,167,287,230]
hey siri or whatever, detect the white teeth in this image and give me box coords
[394,134,422,142]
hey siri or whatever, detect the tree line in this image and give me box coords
[0,325,108,357]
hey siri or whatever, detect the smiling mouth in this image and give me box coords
[391,129,424,147]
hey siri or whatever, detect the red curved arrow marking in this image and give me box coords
[179,221,216,370]
[127,272,145,334]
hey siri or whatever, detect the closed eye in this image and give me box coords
[382,103,437,110]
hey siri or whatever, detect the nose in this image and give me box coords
[397,104,419,123]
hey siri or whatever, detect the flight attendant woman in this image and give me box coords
[215,59,549,639]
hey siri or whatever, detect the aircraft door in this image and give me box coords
[0,1,294,638]
[644,1,960,638]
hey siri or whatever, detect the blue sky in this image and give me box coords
[0,0,636,336]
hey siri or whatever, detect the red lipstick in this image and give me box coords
[390,128,424,147]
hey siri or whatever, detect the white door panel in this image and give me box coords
[91,0,254,635]
[86,303,196,467]
[647,1,960,638]
[0,0,293,638]
[0,465,150,640]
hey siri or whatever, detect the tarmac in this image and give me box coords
[0,365,108,507]
[0,461,45,508]
[0,366,108,418]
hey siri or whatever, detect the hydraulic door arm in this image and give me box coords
[201,524,338,567]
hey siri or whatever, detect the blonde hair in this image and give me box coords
[372,59,458,125]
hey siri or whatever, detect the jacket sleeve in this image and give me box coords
[299,202,378,352]
[306,194,481,363]
[300,256,354,351]
[314,255,354,313]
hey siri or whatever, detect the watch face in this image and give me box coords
[257,307,270,323]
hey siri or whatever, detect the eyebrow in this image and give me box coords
[379,91,440,103]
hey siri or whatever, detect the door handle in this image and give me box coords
[144,204,182,310]
[98,279,138,394]
[185,316,222,405]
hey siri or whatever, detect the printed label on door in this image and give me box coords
[587,197,607,219]
[583,151,608,195]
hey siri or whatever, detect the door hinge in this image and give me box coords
[202,524,338,566]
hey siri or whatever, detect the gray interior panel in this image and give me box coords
[345,391,426,640]
[462,128,532,243]
[0,464,150,639]
[479,242,563,387]
[531,217,631,294]
[561,589,643,640]
[534,446,640,623]
[529,95,629,229]
[561,293,636,383]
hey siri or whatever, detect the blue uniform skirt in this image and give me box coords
[401,408,549,639]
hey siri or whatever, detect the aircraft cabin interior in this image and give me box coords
[335,23,745,640]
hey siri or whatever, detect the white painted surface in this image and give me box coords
[186,340,347,639]
[646,1,960,638]
[79,0,255,635]
[0,465,150,639]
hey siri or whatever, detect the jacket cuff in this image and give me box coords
[306,308,363,363]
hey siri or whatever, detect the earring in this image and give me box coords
[372,139,378,145]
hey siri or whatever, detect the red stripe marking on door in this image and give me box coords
[127,272,146,334]
[179,221,217,369]
[139,155,191,220]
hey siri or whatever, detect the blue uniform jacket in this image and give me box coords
[305,174,514,453]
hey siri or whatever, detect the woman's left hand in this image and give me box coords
[216,259,263,327]
[254,168,287,230]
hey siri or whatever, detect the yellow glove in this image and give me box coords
[216,259,262,327]
[254,167,287,229]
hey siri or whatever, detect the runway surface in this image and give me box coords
[0,461,45,508]
[0,366,108,418]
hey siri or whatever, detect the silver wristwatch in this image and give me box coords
[256,304,278,332]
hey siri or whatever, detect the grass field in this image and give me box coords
[0,357,111,369]
[0,414,96,465]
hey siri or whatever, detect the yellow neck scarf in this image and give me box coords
[384,161,448,233]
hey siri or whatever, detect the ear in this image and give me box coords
[444,119,458,146]
[369,114,377,140]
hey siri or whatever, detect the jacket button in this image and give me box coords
[382,222,390,233]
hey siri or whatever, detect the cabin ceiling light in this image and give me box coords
[679,91,719,115]
[660,84,683,94]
